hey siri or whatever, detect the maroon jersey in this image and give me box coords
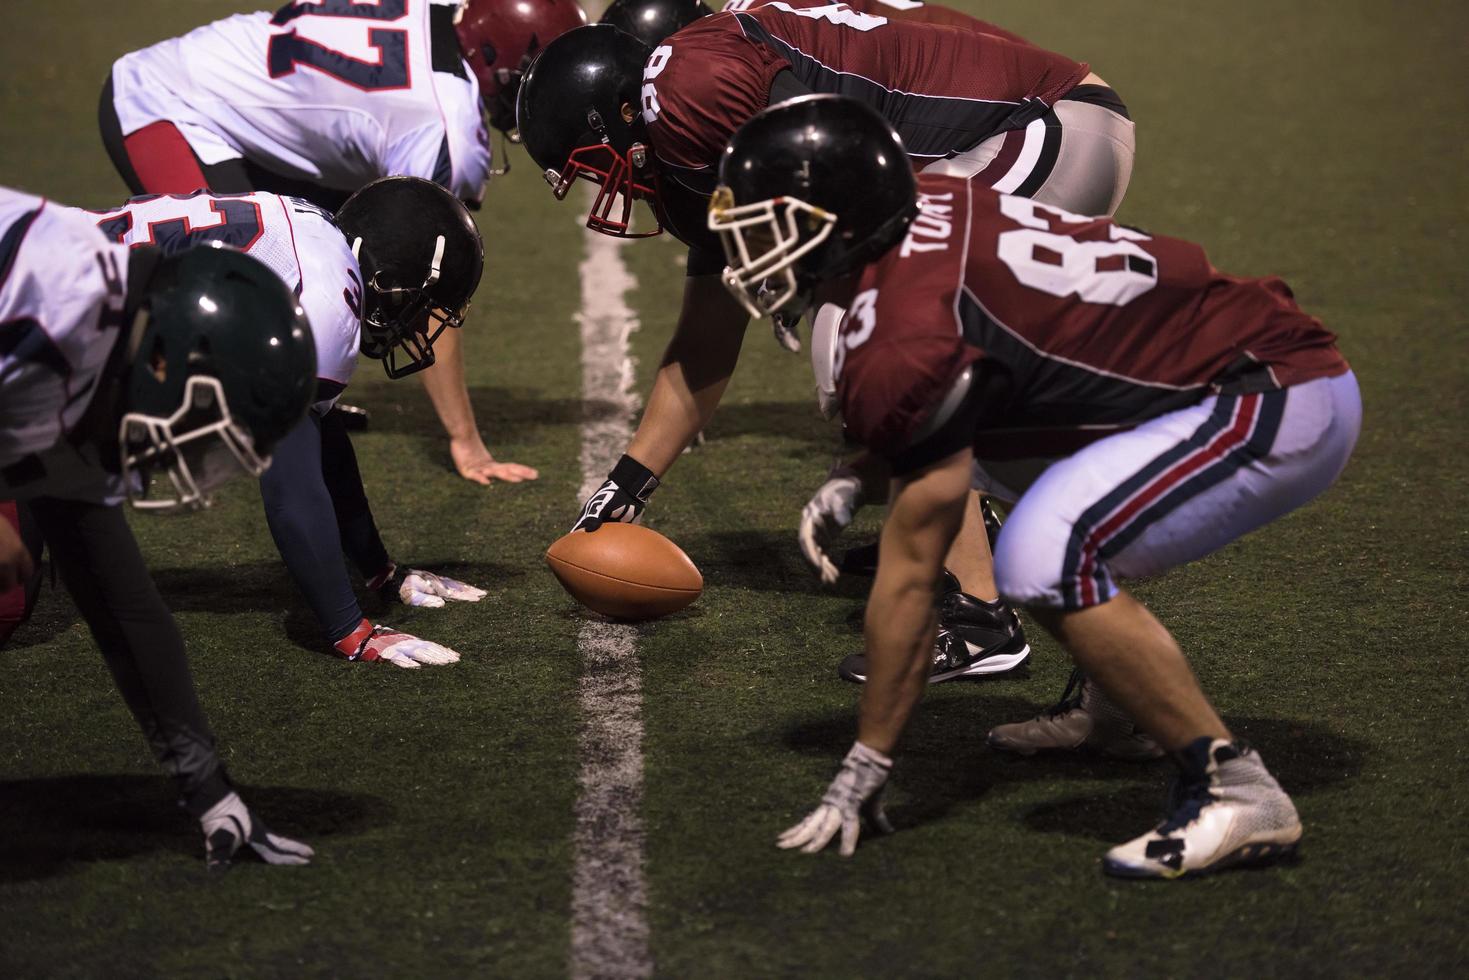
[837,173,1350,460]
[643,2,1087,192]
[727,0,1036,45]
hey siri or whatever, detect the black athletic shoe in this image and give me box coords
[838,571,1031,683]
[335,403,371,431]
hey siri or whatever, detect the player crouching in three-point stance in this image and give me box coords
[97,0,572,485]
[86,178,487,668]
[0,187,317,867]
[709,97,1361,877]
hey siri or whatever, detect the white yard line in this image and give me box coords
[570,200,652,980]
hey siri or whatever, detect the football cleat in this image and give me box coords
[1103,737,1302,879]
[987,669,1164,760]
[838,572,1030,683]
[335,404,371,431]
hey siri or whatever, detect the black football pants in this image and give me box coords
[28,497,231,817]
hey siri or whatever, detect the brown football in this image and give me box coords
[545,523,703,620]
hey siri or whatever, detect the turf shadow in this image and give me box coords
[779,699,1367,841]
[677,529,841,597]
[0,775,390,883]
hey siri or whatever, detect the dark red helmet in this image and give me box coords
[455,0,588,135]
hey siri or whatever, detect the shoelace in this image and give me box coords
[1157,772,1216,834]
[1041,667,1087,718]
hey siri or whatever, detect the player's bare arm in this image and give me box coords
[857,448,973,754]
[418,323,540,485]
[626,275,749,476]
[777,447,970,858]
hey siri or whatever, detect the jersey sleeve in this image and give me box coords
[643,24,785,174]
[836,192,979,459]
[0,194,129,467]
[284,202,363,403]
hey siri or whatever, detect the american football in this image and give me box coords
[546,523,703,620]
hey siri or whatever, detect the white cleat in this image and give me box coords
[1104,737,1302,879]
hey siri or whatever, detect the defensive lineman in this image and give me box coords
[0,187,317,866]
[85,181,487,666]
[97,0,564,485]
[709,97,1360,877]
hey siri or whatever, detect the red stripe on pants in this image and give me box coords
[122,121,210,194]
[1076,395,1262,606]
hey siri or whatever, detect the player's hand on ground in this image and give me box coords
[201,791,314,870]
[334,621,461,668]
[0,518,34,592]
[572,454,659,532]
[451,435,539,485]
[799,466,865,585]
[778,742,894,857]
[398,568,487,608]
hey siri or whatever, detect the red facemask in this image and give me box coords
[548,142,664,238]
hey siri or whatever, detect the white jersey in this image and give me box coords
[0,188,131,502]
[110,0,491,204]
[86,191,363,411]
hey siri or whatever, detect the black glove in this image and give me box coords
[573,454,660,533]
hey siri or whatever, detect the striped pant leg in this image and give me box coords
[922,101,1136,217]
[994,373,1360,610]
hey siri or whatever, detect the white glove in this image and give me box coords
[398,569,487,608]
[201,791,314,869]
[778,741,894,857]
[799,467,865,585]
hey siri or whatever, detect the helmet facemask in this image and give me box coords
[547,122,663,238]
[354,234,471,379]
[120,374,268,512]
[707,186,837,319]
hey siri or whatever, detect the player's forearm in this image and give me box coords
[857,559,941,755]
[857,451,973,753]
[626,279,748,476]
[417,325,479,443]
[627,359,734,475]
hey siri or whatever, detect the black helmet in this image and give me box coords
[708,95,918,318]
[121,244,317,511]
[515,24,663,238]
[335,176,484,379]
[599,0,711,47]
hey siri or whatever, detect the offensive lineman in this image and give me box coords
[95,0,580,485]
[516,3,1135,680]
[709,97,1360,876]
[0,188,318,867]
[85,179,487,666]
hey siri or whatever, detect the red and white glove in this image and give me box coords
[332,619,460,669]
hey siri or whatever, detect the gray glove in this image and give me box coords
[777,741,894,857]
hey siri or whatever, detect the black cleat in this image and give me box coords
[335,403,371,431]
[838,571,1030,683]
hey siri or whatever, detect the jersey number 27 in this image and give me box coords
[268,0,411,92]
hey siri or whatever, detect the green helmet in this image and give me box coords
[120,244,317,511]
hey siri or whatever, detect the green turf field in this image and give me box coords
[1,0,1466,976]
